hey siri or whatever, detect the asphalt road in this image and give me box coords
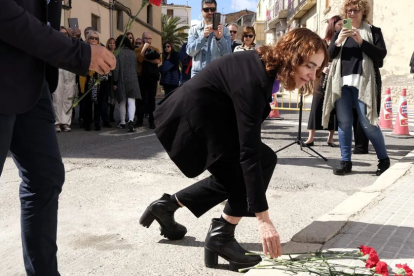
[1,101,413,276]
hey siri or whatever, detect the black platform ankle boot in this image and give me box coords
[204,218,262,272]
[333,161,352,175]
[376,157,390,176]
[139,193,187,240]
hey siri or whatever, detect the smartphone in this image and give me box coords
[343,18,352,30]
[68,18,79,29]
[212,13,221,30]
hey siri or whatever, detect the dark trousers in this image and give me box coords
[176,143,277,218]
[137,78,157,124]
[83,93,102,126]
[0,81,64,276]
[163,84,179,95]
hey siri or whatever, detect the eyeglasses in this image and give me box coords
[143,37,152,40]
[89,36,99,41]
[230,30,237,34]
[243,34,254,38]
[202,7,216,13]
[347,9,360,14]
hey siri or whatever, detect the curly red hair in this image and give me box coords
[257,28,329,94]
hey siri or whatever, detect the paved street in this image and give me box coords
[1,101,413,275]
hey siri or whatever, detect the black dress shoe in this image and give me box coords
[376,157,390,176]
[95,124,101,131]
[303,141,314,147]
[204,218,262,271]
[149,122,156,129]
[85,125,91,131]
[139,193,187,240]
[333,161,352,175]
[103,122,112,128]
[353,148,369,154]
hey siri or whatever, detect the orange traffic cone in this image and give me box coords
[379,88,393,130]
[389,88,413,138]
[269,96,284,120]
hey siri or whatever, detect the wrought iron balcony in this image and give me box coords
[265,0,288,32]
[287,0,316,22]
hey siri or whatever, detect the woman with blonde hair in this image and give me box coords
[323,0,389,175]
[234,26,256,52]
[140,28,328,271]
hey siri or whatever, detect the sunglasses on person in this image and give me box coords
[89,36,99,41]
[165,45,171,48]
[230,30,237,34]
[243,34,254,38]
[202,7,216,12]
[347,9,360,14]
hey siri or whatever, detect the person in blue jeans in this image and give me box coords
[322,0,390,176]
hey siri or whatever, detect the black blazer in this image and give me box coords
[0,0,91,115]
[231,40,241,52]
[154,51,274,213]
[329,25,387,112]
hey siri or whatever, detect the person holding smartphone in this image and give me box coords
[322,0,389,176]
[186,0,231,77]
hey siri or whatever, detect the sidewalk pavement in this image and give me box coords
[247,149,414,275]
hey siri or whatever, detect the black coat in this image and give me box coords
[154,51,274,213]
[0,0,91,115]
[329,25,387,112]
[231,40,241,52]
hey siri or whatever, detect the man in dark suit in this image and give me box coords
[0,1,116,275]
[228,23,241,52]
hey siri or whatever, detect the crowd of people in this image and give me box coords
[51,0,261,135]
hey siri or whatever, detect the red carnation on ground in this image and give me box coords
[375,261,389,276]
[149,0,162,6]
[359,245,377,256]
[366,251,380,268]
[396,264,413,276]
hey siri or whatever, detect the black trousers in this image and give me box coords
[163,84,179,96]
[137,78,157,124]
[83,92,102,126]
[176,143,277,218]
[0,81,64,276]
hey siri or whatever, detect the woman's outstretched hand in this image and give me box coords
[256,210,282,259]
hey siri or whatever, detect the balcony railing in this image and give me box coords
[287,0,316,21]
[167,15,189,25]
[265,0,288,32]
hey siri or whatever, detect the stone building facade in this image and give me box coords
[61,0,162,50]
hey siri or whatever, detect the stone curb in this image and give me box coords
[245,149,414,276]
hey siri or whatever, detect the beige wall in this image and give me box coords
[61,0,162,50]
